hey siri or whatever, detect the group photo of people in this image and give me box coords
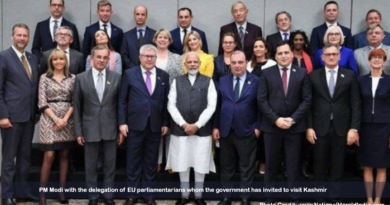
[1,0,390,205]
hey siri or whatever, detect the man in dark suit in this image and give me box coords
[266,11,292,59]
[118,44,170,205]
[73,45,123,205]
[82,0,123,59]
[307,43,360,203]
[213,50,261,205]
[32,0,80,62]
[353,9,390,49]
[121,5,156,69]
[309,1,353,53]
[218,1,262,60]
[0,23,39,205]
[40,26,84,76]
[257,41,311,202]
[169,7,209,55]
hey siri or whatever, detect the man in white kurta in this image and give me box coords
[166,51,217,205]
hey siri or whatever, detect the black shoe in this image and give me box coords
[105,198,116,205]
[147,198,157,205]
[217,198,231,205]
[240,199,250,205]
[88,199,99,205]
[194,198,207,205]
[15,194,39,202]
[175,198,191,205]
[1,199,15,205]
[123,198,137,205]
[59,199,69,204]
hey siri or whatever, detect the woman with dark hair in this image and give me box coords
[246,37,276,77]
[213,32,236,83]
[86,29,122,74]
[38,49,75,205]
[358,48,390,205]
[289,30,313,73]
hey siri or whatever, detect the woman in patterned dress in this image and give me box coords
[38,49,76,205]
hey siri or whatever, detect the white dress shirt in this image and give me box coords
[99,21,112,38]
[180,25,192,43]
[232,72,247,97]
[12,45,31,74]
[325,66,339,87]
[141,66,156,94]
[278,64,292,91]
[92,67,106,92]
[50,16,63,40]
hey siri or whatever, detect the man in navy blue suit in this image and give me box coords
[121,5,156,69]
[309,1,353,53]
[257,41,311,203]
[32,0,80,62]
[0,24,39,205]
[82,0,123,59]
[266,11,292,59]
[169,7,209,55]
[118,44,169,205]
[213,50,261,205]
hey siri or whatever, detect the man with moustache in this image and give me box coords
[73,45,123,205]
[0,23,39,205]
[166,52,217,205]
[121,5,156,69]
[266,11,292,58]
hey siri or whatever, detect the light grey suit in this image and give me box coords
[354,45,390,76]
[39,48,85,76]
[73,68,121,199]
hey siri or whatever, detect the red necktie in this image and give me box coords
[282,68,288,95]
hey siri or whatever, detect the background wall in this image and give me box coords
[1,0,390,56]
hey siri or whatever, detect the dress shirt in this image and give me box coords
[57,46,70,67]
[278,64,292,91]
[369,43,383,50]
[326,21,338,28]
[50,16,63,40]
[236,21,248,34]
[99,21,112,38]
[92,67,106,92]
[279,30,290,40]
[12,45,31,74]
[325,66,339,87]
[232,72,247,97]
[180,26,192,43]
[141,66,156,94]
[372,76,380,98]
[168,74,217,128]
[137,25,147,38]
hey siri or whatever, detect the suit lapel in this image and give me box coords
[226,75,234,101]
[271,66,285,97]
[153,69,165,97]
[10,48,32,83]
[362,47,371,74]
[102,70,112,104]
[318,69,331,99]
[136,67,151,96]
[286,66,298,97]
[238,72,252,101]
[26,53,38,84]
[333,69,345,99]
[111,23,118,39]
[69,49,76,72]
[87,69,101,103]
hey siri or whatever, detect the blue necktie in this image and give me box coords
[234,77,240,101]
[283,32,288,41]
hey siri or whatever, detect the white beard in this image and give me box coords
[188,69,199,75]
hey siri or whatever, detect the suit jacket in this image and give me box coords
[32,17,80,61]
[309,23,353,54]
[0,48,39,122]
[212,55,228,84]
[73,69,121,142]
[169,26,209,55]
[121,26,156,69]
[266,32,283,59]
[354,45,390,75]
[218,22,263,60]
[257,65,312,133]
[358,73,390,123]
[214,72,261,138]
[82,22,124,59]
[39,48,85,76]
[307,68,360,137]
[353,30,390,50]
[118,66,170,132]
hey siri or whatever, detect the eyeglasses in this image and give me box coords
[56,33,71,37]
[223,41,235,45]
[328,33,341,37]
[50,4,64,8]
[323,53,340,57]
[371,56,384,60]
[141,55,157,60]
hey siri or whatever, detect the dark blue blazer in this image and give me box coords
[118,66,170,132]
[212,55,228,84]
[32,18,80,61]
[257,65,311,133]
[266,32,283,59]
[358,73,390,123]
[169,26,209,55]
[0,48,39,122]
[214,72,261,138]
[82,22,123,59]
[353,30,390,50]
[309,23,353,54]
[121,27,156,69]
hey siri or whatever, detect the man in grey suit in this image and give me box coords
[0,23,39,205]
[40,26,84,76]
[73,45,123,205]
[354,23,390,76]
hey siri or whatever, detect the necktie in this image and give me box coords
[182,29,187,43]
[234,77,240,101]
[21,55,32,80]
[53,20,58,41]
[145,71,152,95]
[239,26,245,48]
[103,24,108,33]
[138,29,144,46]
[96,72,104,102]
[282,68,288,95]
[283,32,288,41]
[328,69,335,97]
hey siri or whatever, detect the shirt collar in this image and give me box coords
[11,45,25,58]
[236,21,247,31]
[370,43,383,50]
[180,25,192,32]
[57,46,70,53]
[233,71,247,81]
[325,66,339,73]
[136,25,147,31]
[279,30,290,36]
[278,64,292,70]
[141,66,156,75]
[92,67,106,77]
[50,16,63,23]
[326,21,338,27]
[99,21,111,28]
